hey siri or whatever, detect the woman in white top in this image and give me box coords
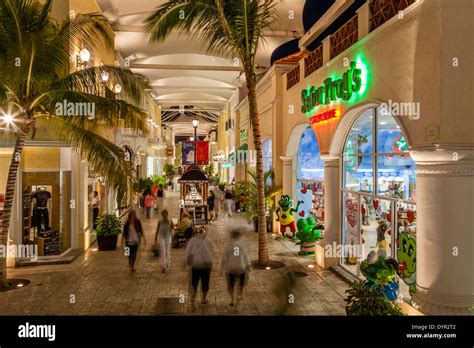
[155,209,174,273]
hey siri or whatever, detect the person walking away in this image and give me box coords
[155,209,174,273]
[156,184,164,211]
[207,190,216,222]
[92,191,100,230]
[122,210,146,272]
[224,187,233,218]
[221,230,251,307]
[144,192,154,219]
[185,227,214,310]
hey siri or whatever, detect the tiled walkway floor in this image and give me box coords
[0,191,348,315]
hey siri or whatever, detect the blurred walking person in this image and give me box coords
[221,230,251,307]
[91,191,100,230]
[155,209,174,273]
[122,210,146,272]
[224,187,233,218]
[185,227,214,310]
[207,190,216,221]
[144,192,154,219]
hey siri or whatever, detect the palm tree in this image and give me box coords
[145,0,276,266]
[234,168,282,226]
[0,0,149,287]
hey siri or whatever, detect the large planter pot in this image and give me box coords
[298,241,316,256]
[97,235,118,251]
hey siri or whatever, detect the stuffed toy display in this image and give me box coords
[359,250,399,301]
[275,195,302,239]
[396,231,417,296]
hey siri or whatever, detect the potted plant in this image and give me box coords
[95,214,122,251]
[234,169,282,232]
[295,217,324,256]
[345,280,405,316]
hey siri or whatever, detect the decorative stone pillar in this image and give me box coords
[279,156,294,198]
[315,155,340,269]
[410,148,474,315]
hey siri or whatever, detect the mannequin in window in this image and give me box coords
[31,186,51,231]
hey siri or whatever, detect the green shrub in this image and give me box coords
[345,280,405,316]
[95,214,122,237]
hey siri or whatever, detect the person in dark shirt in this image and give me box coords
[207,190,216,221]
[122,210,146,272]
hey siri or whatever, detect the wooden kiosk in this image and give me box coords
[178,166,209,225]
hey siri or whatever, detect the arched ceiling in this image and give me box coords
[96,0,305,135]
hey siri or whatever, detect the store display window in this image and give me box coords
[262,139,272,174]
[340,107,417,301]
[296,126,324,223]
[22,171,72,256]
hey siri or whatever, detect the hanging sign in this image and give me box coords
[301,61,363,113]
[196,141,209,165]
[240,129,248,142]
[182,141,195,165]
[393,135,408,152]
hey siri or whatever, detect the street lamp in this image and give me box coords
[192,117,199,164]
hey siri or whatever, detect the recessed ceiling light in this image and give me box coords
[17,283,24,287]
[92,248,98,251]
[307,264,315,268]
[265,267,271,270]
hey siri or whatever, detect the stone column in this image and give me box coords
[279,156,294,197]
[316,155,340,269]
[410,148,474,315]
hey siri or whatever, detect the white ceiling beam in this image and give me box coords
[161,108,222,112]
[156,99,227,104]
[299,0,354,49]
[131,63,243,72]
[113,24,302,38]
[151,85,238,91]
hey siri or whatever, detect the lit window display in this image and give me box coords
[262,139,272,173]
[296,126,324,223]
[341,107,416,301]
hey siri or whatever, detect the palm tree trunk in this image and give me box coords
[0,134,25,287]
[247,75,269,266]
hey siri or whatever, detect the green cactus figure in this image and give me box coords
[295,216,324,256]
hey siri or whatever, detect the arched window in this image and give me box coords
[296,126,324,222]
[341,107,417,301]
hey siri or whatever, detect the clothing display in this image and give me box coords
[32,188,51,231]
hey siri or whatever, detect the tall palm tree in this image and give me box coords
[145,0,276,266]
[0,0,149,287]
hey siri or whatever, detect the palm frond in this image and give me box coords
[47,115,136,201]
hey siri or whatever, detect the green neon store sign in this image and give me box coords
[301,61,363,113]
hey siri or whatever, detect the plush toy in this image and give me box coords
[360,250,399,301]
[275,195,302,239]
[396,231,417,296]
[295,216,324,256]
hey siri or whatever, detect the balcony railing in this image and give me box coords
[369,0,417,32]
[330,14,358,59]
[284,0,418,91]
[286,65,300,90]
[304,44,323,77]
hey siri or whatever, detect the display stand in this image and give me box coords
[178,166,209,225]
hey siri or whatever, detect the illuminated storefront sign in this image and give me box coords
[309,109,341,125]
[301,61,363,113]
